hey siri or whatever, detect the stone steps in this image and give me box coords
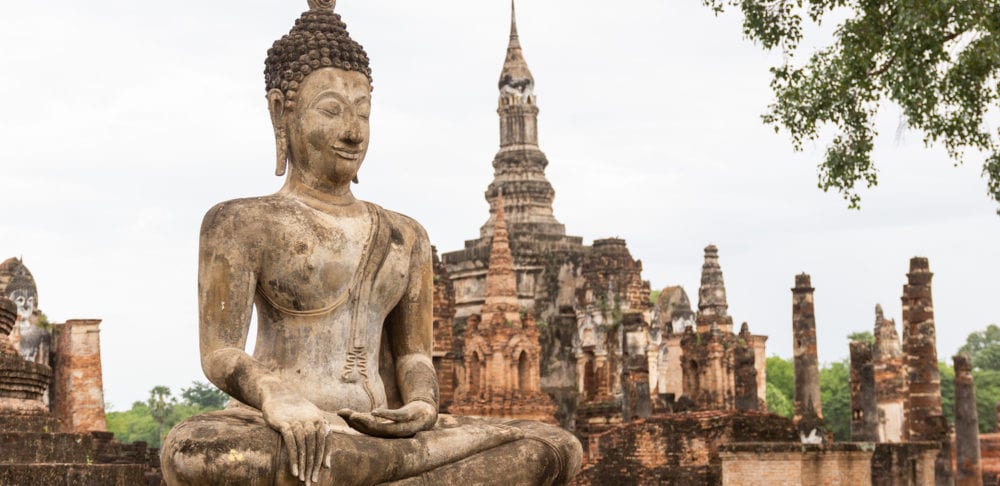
[0,463,146,486]
[0,432,98,464]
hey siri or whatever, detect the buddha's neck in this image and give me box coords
[281,170,357,208]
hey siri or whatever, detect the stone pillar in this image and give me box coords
[954,354,983,486]
[901,257,952,486]
[873,304,907,443]
[621,313,651,421]
[850,341,878,442]
[735,323,759,412]
[749,334,769,411]
[52,319,107,432]
[792,273,826,442]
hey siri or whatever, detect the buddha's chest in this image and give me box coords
[255,212,411,316]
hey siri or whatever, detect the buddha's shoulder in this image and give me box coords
[367,203,429,244]
[201,195,298,233]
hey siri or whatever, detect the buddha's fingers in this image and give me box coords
[312,423,327,483]
[304,424,316,485]
[279,425,300,479]
[370,408,410,422]
[293,422,307,482]
[340,411,419,438]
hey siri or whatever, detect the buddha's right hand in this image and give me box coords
[262,395,335,485]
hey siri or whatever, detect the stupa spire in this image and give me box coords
[499,0,534,95]
[482,191,520,319]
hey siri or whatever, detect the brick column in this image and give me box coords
[849,341,878,442]
[901,257,952,486]
[954,354,983,486]
[53,319,107,432]
[792,273,826,442]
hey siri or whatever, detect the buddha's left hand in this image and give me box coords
[337,400,436,438]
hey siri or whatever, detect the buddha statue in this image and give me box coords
[4,267,49,364]
[160,2,582,485]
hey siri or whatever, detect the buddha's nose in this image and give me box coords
[341,123,364,145]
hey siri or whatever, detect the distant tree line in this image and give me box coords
[767,324,1000,441]
[106,381,228,448]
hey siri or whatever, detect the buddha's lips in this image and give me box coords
[334,149,362,160]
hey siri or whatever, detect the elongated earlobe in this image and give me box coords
[266,89,289,177]
[275,129,289,176]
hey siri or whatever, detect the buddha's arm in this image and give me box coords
[197,203,273,407]
[388,226,438,411]
[197,203,330,483]
[339,223,438,437]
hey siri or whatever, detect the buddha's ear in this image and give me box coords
[266,89,289,176]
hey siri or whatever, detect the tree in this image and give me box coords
[107,383,230,448]
[704,0,1000,212]
[848,331,875,345]
[820,360,851,441]
[766,355,795,417]
[960,324,1000,370]
[180,381,229,409]
[147,386,175,446]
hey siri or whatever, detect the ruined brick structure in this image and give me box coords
[678,246,767,412]
[954,354,983,486]
[439,4,756,432]
[874,303,907,443]
[52,319,107,433]
[850,341,878,442]
[791,273,828,442]
[0,297,154,484]
[979,430,1000,486]
[901,257,954,485]
[572,412,799,485]
[734,323,760,412]
[431,248,459,411]
[722,442,940,486]
[448,198,557,423]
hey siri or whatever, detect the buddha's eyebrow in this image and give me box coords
[310,91,370,106]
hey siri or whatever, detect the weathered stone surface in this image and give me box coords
[0,258,51,366]
[0,297,153,483]
[160,3,581,484]
[52,319,107,433]
[696,245,732,334]
[722,441,940,486]
[954,354,984,486]
[978,432,1000,486]
[734,323,759,412]
[0,298,51,417]
[450,196,557,423]
[874,303,907,443]
[431,247,459,411]
[871,442,942,486]
[791,273,827,442]
[901,257,953,486]
[573,412,797,485]
[676,247,767,413]
[849,341,878,442]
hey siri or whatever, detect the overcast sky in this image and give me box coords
[1,0,997,410]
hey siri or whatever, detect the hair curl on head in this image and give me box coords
[265,9,372,109]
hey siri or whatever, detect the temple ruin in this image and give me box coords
[0,258,157,484]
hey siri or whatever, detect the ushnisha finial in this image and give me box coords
[308,0,336,11]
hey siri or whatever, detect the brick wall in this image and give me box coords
[52,320,106,432]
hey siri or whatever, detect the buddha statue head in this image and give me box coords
[265,0,373,188]
[6,273,37,326]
